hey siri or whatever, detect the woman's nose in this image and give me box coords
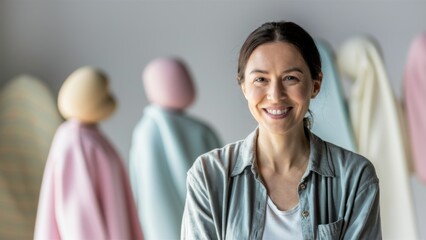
[267,82,286,101]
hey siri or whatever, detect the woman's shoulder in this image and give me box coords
[188,140,244,177]
[311,133,379,184]
[187,129,258,184]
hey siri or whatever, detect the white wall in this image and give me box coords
[1,1,425,238]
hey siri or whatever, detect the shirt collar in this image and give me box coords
[231,127,336,178]
[304,131,335,178]
[231,127,258,177]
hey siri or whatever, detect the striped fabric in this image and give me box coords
[0,75,62,240]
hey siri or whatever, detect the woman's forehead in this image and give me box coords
[245,42,308,72]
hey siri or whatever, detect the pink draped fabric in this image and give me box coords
[34,120,143,240]
[404,32,426,183]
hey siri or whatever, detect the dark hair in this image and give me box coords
[237,21,321,128]
[237,21,321,84]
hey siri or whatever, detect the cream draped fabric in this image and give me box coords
[337,37,418,240]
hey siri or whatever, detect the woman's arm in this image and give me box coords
[344,178,382,239]
[181,170,219,240]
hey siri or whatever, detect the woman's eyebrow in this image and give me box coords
[248,67,304,75]
[249,69,268,75]
[283,67,304,74]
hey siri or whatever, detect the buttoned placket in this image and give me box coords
[252,168,268,240]
[299,177,314,240]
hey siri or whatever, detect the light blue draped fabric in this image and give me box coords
[310,40,356,152]
[129,105,222,240]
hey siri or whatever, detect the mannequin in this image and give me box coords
[129,58,222,240]
[34,67,143,240]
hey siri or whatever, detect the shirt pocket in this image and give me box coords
[317,219,343,240]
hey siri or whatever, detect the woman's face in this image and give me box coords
[241,41,321,136]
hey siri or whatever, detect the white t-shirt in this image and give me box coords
[262,197,303,240]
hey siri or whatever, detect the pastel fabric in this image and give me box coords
[310,40,356,152]
[129,105,222,240]
[34,120,143,240]
[404,32,426,183]
[337,37,418,240]
[0,75,62,240]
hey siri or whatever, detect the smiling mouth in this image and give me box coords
[264,107,292,117]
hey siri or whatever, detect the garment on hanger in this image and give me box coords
[404,32,426,183]
[337,37,418,240]
[310,40,356,152]
[0,75,62,240]
[34,120,143,240]
[129,105,222,240]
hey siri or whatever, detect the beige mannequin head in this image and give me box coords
[58,66,116,123]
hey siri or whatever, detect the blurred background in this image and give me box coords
[1,0,425,239]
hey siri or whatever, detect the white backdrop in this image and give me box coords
[1,1,425,239]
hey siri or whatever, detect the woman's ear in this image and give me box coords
[311,72,323,99]
[239,78,249,100]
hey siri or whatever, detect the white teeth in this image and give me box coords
[267,108,289,115]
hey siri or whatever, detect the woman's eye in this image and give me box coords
[254,77,266,82]
[284,76,297,81]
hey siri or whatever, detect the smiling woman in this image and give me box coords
[241,41,321,138]
[181,21,382,240]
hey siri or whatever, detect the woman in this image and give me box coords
[181,21,381,239]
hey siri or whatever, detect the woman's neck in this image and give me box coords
[256,125,310,174]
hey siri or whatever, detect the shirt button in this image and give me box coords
[302,210,310,218]
[299,183,306,190]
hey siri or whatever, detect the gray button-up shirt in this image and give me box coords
[182,128,381,239]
